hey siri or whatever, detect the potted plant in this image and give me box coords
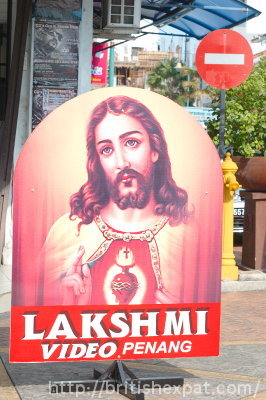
[205,57,266,191]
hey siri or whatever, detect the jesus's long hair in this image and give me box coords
[70,96,189,229]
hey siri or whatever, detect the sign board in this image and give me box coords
[91,43,108,85]
[10,88,222,362]
[196,29,253,89]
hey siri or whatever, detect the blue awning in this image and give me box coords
[140,0,261,39]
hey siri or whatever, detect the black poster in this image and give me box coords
[34,0,82,21]
[32,88,77,129]
[33,21,79,88]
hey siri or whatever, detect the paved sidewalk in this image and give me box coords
[1,291,266,400]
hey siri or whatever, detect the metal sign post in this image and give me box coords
[218,89,226,159]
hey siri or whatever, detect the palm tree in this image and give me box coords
[147,58,201,106]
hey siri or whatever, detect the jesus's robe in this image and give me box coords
[37,213,220,305]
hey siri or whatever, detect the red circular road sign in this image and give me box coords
[196,29,253,89]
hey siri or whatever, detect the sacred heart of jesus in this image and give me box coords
[111,247,139,304]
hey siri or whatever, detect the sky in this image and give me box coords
[246,0,265,34]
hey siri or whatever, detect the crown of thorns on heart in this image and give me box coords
[111,281,139,292]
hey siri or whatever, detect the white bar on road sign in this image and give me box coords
[204,53,245,65]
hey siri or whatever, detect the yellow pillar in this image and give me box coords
[221,153,240,280]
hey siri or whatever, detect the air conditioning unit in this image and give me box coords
[102,0,141,34]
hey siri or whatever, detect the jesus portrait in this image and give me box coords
[40,95,192,305]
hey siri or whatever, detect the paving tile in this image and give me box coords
[221,291,266,343]
[0,265,12,281]
[0,269,11,295]
[0,357,20,400]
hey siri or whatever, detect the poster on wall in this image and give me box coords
[10,87,222,363]
[32,88,77,129]
[33,20,79,88]
[33,0,82,21]
[91,42,108,85]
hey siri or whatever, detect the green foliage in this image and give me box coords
[147,58,200,106]
[206,57,266,157]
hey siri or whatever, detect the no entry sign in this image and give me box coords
[196,29,253,89]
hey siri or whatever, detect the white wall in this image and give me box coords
[115,20,160,62]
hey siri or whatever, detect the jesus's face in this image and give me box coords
[95,113,159,209]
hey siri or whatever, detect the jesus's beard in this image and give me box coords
[107,168,153,210]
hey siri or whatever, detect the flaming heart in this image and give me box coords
[111,270,139,304]
[111,247,139,304]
